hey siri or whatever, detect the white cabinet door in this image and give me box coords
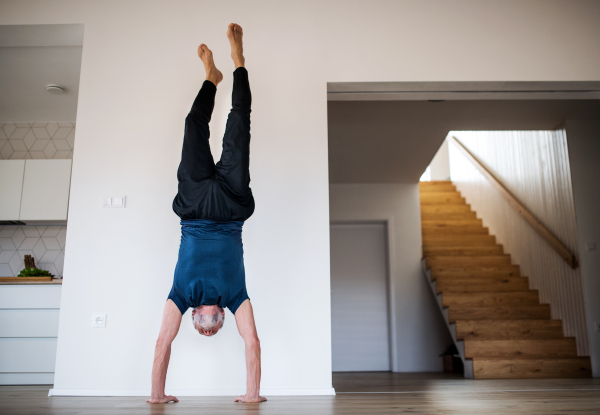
[19,160,72,221]
[0,160,26,220]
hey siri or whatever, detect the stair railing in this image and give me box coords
[450,135,578,269]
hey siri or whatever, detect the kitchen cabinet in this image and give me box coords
[0,160,26,220]
[0,284,62,385]
[19,160,72,222]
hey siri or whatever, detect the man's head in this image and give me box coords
[192,305,225,336]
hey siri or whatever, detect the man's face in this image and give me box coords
[192,306,225,336]
[197,320,223,336]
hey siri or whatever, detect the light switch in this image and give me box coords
[92,313,107,328]
[102,196,126,208]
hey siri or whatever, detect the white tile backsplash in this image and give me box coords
[0,227,16,238]
[43,141,57,158]
[8,252,23,274]
[22,227,39,237]
[2,124,16,138]
[42,227,60,237]
[42,237,61,250]
[32,239,47,261]
[0,226,67,278]
[40,250,61,263]
[10,140,27,152]
[0,142,14,158]
[10,127,29,140]
[11,228,25,249]
[46,123,59,137]
[0,238,17,251]
[0,122,75,160]
[19,238,38,250]
[0,263,13,277]
[0,251,15,262]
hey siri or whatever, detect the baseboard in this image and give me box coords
[48,387,336,397]
[0,372,54,385]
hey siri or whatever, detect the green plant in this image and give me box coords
[17,267,54,278]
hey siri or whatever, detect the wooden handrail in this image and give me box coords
[450,136,578,269]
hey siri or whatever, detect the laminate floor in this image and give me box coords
[1,372,600,415]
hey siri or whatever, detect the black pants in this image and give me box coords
[172,67,255,222]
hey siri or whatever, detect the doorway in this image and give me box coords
[330,222,391,372]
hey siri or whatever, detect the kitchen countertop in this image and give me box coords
[0,279,63,285]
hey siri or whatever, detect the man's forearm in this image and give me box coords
[151,342,171,398]
[245,340,261,397]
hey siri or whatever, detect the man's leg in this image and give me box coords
[215,24,251,195]
[176,45,223,183]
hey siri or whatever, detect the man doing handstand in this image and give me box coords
[147,23,266,405]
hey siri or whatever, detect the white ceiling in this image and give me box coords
[0,24,84,122]
[328,99,600,184]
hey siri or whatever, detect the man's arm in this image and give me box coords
[233,299,267,403]
[147,299,182,404]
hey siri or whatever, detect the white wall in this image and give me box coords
[330,184,451,372]
[565,120,600,376]
[429,139,450,181]
[449,130,590,357]
[1,0,600,394]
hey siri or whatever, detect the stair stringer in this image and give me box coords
[421,258,474,379]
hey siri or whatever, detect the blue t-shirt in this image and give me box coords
[168,219,249,315]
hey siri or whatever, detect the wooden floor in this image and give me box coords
[1,372,599,414]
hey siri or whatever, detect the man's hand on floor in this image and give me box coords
[234,394,267,403]
[146,395,179,404]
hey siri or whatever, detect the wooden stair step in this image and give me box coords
[421,197,466,205]
[426,255,511,268]
[449,305,551,321]
[419,180,453,186]
[455,320,564,340]
[472,357,592,379]
[443,291,539,307]
[419,180,456,188]
[423,225,489,235]
[422,219,483,226]
[419,185,457,193]
[421,191,462,199]
[430,266,520,278]
[419,180,453,185]
[423,235,496,245]
[421,204,472,213]
[424,246,504,256]
[421,212,477,220]
[435,277,529,293]
[464,338,578,359]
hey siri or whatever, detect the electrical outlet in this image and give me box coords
[92,313,107,328]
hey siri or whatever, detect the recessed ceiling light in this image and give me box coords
[46,84,65,94]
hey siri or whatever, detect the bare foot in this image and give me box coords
[234,394,267,403]
[227,23,245,68]
[197,44,223,86]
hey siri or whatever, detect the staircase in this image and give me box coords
[420,180,592,379]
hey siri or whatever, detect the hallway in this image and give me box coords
[2,373,600,414]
